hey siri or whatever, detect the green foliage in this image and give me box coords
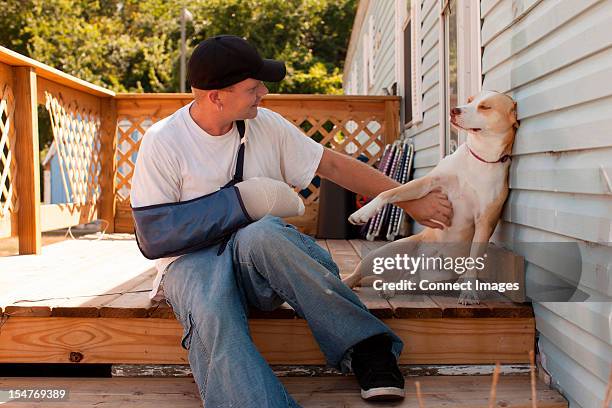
[276,62,343,95]
[0,0,356,94]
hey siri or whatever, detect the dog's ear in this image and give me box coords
[467,95,475,103]
[511,101,519,129]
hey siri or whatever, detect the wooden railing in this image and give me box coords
[0,46,400,252]
[0,46,115,254]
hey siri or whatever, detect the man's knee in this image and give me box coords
[235,215,289,254]
[243,215,286,236]
[234,215,341,280]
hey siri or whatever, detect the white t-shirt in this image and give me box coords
[130,102,324,301]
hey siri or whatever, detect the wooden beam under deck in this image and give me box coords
[0,316,534,365]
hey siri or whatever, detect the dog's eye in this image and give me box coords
[478,105,491,110]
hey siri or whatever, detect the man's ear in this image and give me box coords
[208,90,223,110]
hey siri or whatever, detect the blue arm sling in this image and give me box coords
[131,120,253,260]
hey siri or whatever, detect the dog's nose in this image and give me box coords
[451,107,461,115]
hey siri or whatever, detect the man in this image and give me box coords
[130,35,452,407]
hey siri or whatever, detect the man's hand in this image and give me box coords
[396,188,453,229]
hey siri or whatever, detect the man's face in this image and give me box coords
[221,78,268,119]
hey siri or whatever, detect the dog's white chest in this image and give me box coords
[435,145,508,227]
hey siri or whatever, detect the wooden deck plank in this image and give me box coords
[0,240,110,308]
[387,318,536,365]
[148,303,176,319]
[0,375,567,407]
[0,376,201,407]
[0,316,535,365]
[387,294,443,318]
[352,287,393,318]
[325,239,361,278]
[479,291,534,318]
[325,239,361,256]
[3,306,51,317]
[429,294,533,318]
[361,239,388,251]
[287,376,567,407]
[99,268,160,318]
[0,238,155,316]
[246,289,399,320]
[430,294,494,318]
[50,238,156,314]
[52,263,156,311]
[314,239,329,253]
[347,239,371,258]
[347,239,388,259]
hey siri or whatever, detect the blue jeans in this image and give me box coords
[162,215,403,408]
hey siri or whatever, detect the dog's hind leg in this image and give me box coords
[342,233,426,290]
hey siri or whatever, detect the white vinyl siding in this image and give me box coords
[407,0,442,179]
[344,0,397,96]
[482,0,612,407]
[345,1,612,406]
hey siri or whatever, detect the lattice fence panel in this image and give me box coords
[114,110,385,207]
[44,91,102,215]
[115,116,154,204]
[0,83,17,219]
[286,115,385,204]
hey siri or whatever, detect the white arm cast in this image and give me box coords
[235,177,305,220]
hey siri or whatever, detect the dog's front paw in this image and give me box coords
[348,207,374,225]
[348,198,383,225]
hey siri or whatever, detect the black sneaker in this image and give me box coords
[351,334,405,401]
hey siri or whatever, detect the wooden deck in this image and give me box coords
[0,234,535,365]
[0,375,568,407]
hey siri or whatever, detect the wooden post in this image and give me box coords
[383,99,400,145]
[98,97,117,233]
[13,66,41,254]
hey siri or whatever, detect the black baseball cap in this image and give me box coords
[187,35,286,90]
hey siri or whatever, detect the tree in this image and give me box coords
[0,0,357,94]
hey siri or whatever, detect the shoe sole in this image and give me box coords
[361,386,406,401]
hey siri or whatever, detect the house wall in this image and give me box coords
[343,0,612,406]
[481,0,612,406]
[369,0,397,95]
[343,0,399,158]
[344,0,442,178]
[405,0,442,179]
[344,0,397,96]
[50,155,69,204]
